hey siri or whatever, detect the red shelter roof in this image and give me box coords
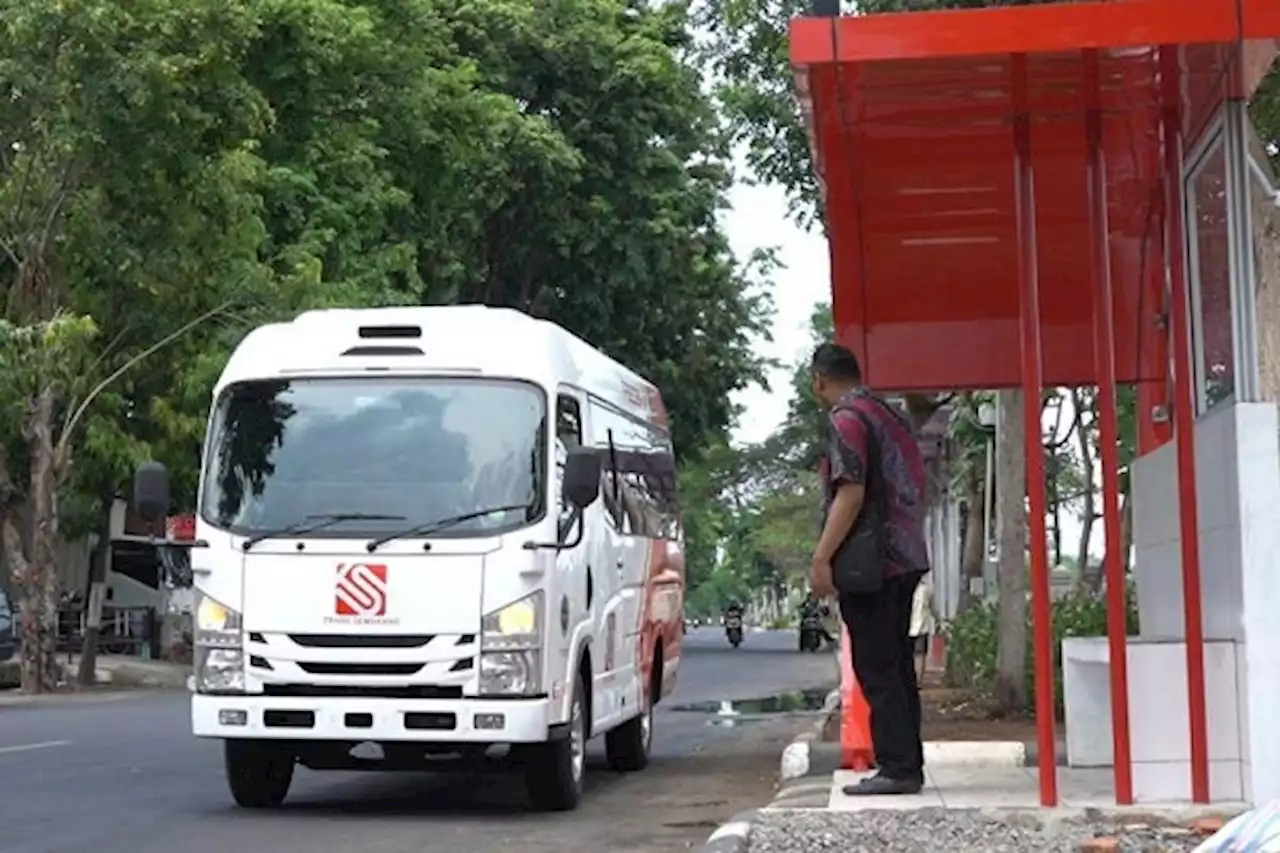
[790,0,1279,392]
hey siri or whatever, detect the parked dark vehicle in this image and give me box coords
[0,587,15,663]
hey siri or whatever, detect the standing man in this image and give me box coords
[808,343,930,796]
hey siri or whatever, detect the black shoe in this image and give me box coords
[841,773,924,796]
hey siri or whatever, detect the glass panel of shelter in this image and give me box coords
[1186,129,1235,413]
[1182,101,1276,415]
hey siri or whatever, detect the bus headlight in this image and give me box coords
[194,592,244,694]
[478,650,542,696]
[481,592,543,651]
[194,647,245,694]
[479,592,543,696]
[195,593,242,647]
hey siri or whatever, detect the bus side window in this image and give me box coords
[556,395,583,523]
[557,395,582,448]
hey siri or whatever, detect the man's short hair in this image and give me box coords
[811,343,862,383]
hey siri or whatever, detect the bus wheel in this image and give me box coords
[604,697,653,772]
[525,673,587,811]
[224,740,294,808]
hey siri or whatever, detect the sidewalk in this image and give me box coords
[715,764,1243,853]
[702,690,1248,853]
[0,655,189,695]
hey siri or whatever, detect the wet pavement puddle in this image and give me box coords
[669,688,830,727]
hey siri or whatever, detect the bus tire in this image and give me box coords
[525,673,587,811]
[224,739,294,808]
[605,660,657,772]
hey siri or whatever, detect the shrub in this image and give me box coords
[943,581,1139,717]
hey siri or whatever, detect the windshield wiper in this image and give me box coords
[365,504,534,553]
[241,513,406,551]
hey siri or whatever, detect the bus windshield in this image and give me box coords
[199,377,547,538]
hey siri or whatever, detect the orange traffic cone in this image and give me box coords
[839,623,875,771]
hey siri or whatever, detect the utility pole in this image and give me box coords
[77,492,114,687]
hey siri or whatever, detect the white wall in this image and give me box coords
[1129,401,1280,803]
[1132,403,1244,642]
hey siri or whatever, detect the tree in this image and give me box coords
[945,392,993,612]
[694,0,818,226]
[992,388,1029,711]
[236,0,775,462]
[0,0,274,691]
[3,0,778,690]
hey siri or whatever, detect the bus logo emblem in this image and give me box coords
[335,563,388,617]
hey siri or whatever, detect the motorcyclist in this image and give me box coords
[799,593,836,648]
[723,599,745,623]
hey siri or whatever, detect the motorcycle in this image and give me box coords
[798,612,824,652]
[725,614,744,648]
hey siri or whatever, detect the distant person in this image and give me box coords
[807,343,930,796]
[799,593,836,648]
[723,599,744,622]
[909,576,938,683]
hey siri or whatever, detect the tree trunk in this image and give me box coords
[957,474,986,613]
[994,388,1029,714]
[77,491,115,686]
[28,388,63,692]
[1076,508,1096,591]
[4,388,65,693]
[1071,390,1100,593]
[1051,501,1061,567]
[1119,472,1134,575]
[0,450,38,691]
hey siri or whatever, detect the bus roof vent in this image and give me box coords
[358,325,422,339]
[341,345,424,357]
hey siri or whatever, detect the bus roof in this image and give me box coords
[216,305,668,428]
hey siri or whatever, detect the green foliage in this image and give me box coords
[679,302,832,613]
[694,0,818,227]
[0,0,782,688]
[232,0,777,460]
[944,583,1140,717]
[2,0,776,517]
[0,315,98,401]
[1250,67,1280,170]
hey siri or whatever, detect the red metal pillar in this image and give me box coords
[1084,50,1134,806]
[1013,52,1058,808]
[1160,45,1210,804]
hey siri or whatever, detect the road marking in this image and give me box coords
[0,740,70,755]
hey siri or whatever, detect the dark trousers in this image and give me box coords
[838,571,924,780]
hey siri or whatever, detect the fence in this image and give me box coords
[13,604,157,660]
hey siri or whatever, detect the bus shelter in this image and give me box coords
[790,0,1280,807]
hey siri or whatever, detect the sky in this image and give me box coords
[721,177,830,447]
[717,172,1104,560]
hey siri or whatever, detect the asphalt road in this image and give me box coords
[0,627,837,853]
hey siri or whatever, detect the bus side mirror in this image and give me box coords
[562,448,601,510]
[134,461,170,523]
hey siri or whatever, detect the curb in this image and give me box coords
[697,689,839,852]
[778,688,840,781]
[699,809,760,853]
[784,737,1068,782]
